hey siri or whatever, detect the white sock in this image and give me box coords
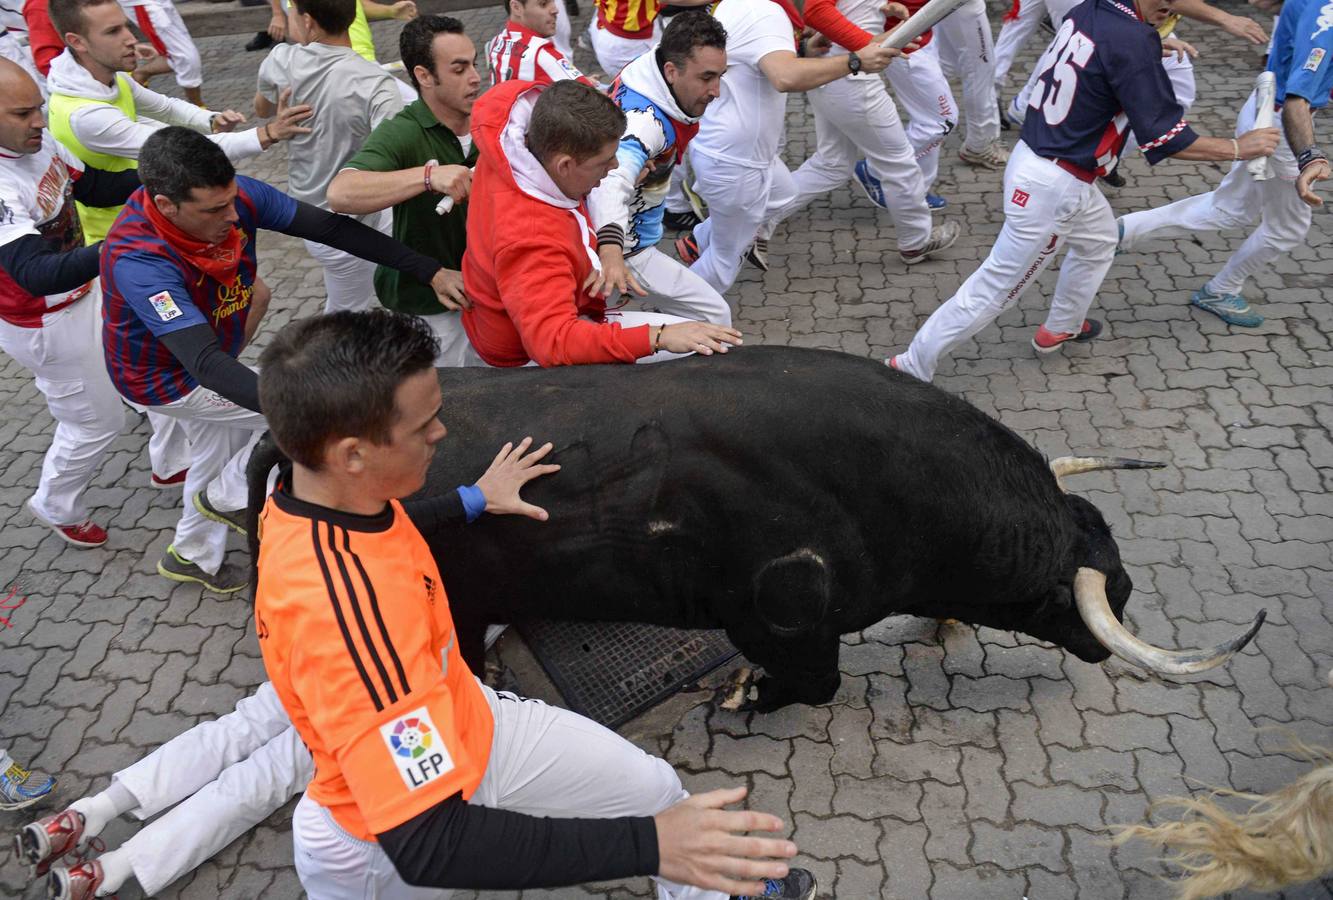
[69,781,136,840]
[94,847,134,896]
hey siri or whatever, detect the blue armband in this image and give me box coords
[457,484,487,523]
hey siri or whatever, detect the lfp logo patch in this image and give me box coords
[380,707,453,790]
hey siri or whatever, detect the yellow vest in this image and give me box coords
[350,0,375,62]
[49,73,138,246]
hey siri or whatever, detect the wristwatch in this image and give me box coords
[847,51,862,75]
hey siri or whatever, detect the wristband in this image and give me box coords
[653,326,663,353]
[1231,138,1239,161]
[1297,147,1327,171]
[261,124,272,145]
[424,161,435,194]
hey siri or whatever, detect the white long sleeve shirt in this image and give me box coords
[46,49,263,162]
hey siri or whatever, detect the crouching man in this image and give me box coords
[586,10,734,328]
[253,309,814,899]
[462,78,742,366]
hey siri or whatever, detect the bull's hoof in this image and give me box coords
[718,667,756,711]
[716,667,811,713]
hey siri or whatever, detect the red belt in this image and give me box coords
[1051,158,1096,183]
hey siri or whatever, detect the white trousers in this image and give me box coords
[293,683,726,900]
[111,683,311,895]
[883,41,958,190]
[897,140,1115,381]
[146,382,267,573]
[0,286,124,526]
[993,0,1047,90]
[1119,90,1310,298]
[761,73,932,251]
[932,0,1000,150]
[589,22,652,77]
[303,211,390,315]
[146,410,191,481]
[623,246,733,327]
[687,151,797,293]
[420,310,484,367]
[127,0,203,88]
[304,241,377,315]
[553,0,573,58]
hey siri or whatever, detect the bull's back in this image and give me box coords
[426,347,1072,625]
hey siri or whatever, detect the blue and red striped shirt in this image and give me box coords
[100,175,296,406]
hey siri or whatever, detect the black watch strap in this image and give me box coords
[847,51,861,74]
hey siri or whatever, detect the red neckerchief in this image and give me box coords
[142,195,244,286]
[1003,0,1021,22]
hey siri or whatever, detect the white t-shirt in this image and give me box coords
[0,134,90,326]
[691,0,796,168]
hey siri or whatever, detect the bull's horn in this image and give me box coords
[1050,456,1167,479]
[1073,567,1266,675]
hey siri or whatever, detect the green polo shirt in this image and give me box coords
[343,99,479,316]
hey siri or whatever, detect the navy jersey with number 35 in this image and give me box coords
[1020,0,1198,176]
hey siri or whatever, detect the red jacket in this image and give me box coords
[461,80,652,367]
[23,0,61,75]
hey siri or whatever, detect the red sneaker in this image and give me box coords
[47,860,102,900]
[150,468,188,489]
[52,521,107,549]
[1032,318,1102,354]
[16,809,84,877]
[675,234,700,265]
[26,502,108,549]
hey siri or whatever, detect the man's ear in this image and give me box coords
[412,64,433,88]
[151,194,178,217]
[662,60,679,85]
[65,32,89,55]
[327,435,366,475]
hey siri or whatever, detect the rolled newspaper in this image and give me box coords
[1248,71,1276,181]
[879,0,970,50]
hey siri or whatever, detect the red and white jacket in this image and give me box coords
[485,21,596,88]
[461,80,653,367]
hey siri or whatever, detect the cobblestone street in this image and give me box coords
[0,2,1330,897]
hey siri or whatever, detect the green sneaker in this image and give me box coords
[193,490,248,536]
[1190,284,1264,327]
[157,546,249,593]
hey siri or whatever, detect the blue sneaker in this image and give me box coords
[853,160,888,209]
[0,758,56,811]
[926,192,948,210]
[731,868,817,899]
[1190,284,1264,327]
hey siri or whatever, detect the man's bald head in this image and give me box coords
[0,59,46,155]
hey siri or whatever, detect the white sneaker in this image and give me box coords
[899,220,960,266]
[959,140,1011,170]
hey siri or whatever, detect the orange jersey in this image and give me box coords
[254,489,494,841]
[595,0,659,39]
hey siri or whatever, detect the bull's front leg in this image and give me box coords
[721,548,842,711]
[721,628,842,713]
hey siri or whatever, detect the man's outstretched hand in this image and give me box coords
[475,437,561,521]
[655,786,797,896]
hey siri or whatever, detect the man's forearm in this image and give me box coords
[1172,0,1227,27]
[327,168,425,215]
[1282,97,1317,157]
[763,52,853,93]
[1170,135,1244,161]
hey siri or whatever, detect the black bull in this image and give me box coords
[249,346,1263,711]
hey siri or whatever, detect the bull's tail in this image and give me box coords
[245,432,288,601]
[1111,744,1333,899]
